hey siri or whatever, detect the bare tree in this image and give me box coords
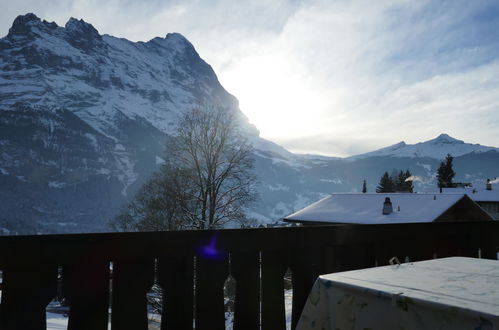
[110,105,257,231]
[168,105,257,229]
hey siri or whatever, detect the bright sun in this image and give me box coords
[219,54,327,141]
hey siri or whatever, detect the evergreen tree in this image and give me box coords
[376,172,395,193]
[437,154,456,188]
[395,169,414,192]
[390,170,399,190]
[362,179,367,193]
[376,169,414,193]
[403,169,414,193]
[395,170,405,192]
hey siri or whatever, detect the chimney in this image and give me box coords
[382,197,393,215]
[486,179,492,191]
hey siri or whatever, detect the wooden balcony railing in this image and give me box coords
[0,221,498,330]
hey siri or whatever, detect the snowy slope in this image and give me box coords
[0,14,256,136]
[348,134,498,160]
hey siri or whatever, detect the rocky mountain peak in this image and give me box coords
[65,17,99,35]
[165,33,192,47]
[148,32,197,57]
[64,17,103,51]
[392,141,407,148]
[7,13,57,37]
[431,133,463,144]
[10,13,40,30]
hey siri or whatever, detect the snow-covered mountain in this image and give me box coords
[0,14,498,234]
[0,13,264,233]
[348,134,499,160]
[1,14,252,134]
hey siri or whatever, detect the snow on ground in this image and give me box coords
[47,296,293,330]
[113,148,138,196]
[267,183,290,192]
[47,309,292,330]
[48,181,66,188]
[155,156,165,165]
[225,290,292,330]
[43,281,294,329]
[416,162,432,172]
[47,312,110,330]
[319,178,342,184]
[47,313,69,330]
[285,289,293,329]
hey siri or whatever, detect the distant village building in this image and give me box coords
[284,193,493,225]
[442,179,499,220]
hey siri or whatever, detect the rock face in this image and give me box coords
[0,13,256,233]
[1,14,498,234]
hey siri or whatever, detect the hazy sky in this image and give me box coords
[1,0,499,156]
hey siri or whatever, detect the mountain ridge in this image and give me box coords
[346,133,498,161]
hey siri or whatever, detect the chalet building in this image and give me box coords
[442,179,499,220]
[284,193,493,225]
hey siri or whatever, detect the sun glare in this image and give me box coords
[220,54,326,140]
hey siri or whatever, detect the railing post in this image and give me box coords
[289,248,321,330]
[157,255,194,330]
[195,253,229,330]
[0,260,57,330]
[111,257,154,329]
[261,250,287,330]
[63,259,110,330]
[232,250,260,330]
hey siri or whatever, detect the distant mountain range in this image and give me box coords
[348,133,498,160]
[252,134,498,223]
[1,14,498,234]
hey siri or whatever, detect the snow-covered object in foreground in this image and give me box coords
[284,193,492,224]
[297,257,499,330]
[348,134,499,160]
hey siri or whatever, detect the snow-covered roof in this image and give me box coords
[468,189,499,202]
[284,193,468,224]
[441,182,499,202]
